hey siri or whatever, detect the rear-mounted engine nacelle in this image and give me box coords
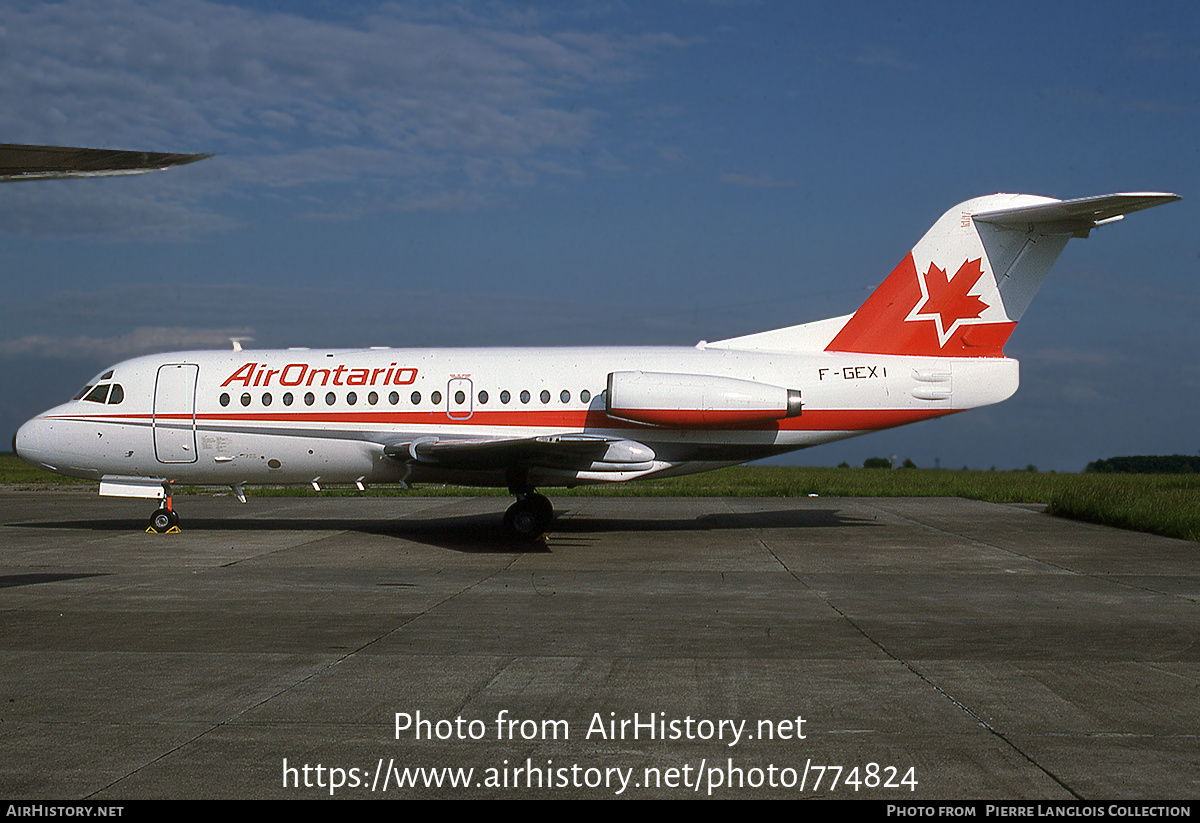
[606,371,801,427]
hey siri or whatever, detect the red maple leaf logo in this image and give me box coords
[906,258,989,346]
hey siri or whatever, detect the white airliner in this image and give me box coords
[12,181,1179,537]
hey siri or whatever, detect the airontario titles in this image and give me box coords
[221,361,418,389]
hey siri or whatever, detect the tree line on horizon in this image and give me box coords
[1085,455,1200,474]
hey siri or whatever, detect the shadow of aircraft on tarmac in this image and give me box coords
[7,504,878,554]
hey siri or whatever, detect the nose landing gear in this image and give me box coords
[147,493,180,534]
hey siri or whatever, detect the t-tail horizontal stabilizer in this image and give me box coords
[972,192,1181,237]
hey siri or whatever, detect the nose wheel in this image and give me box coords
[147,497,181,534]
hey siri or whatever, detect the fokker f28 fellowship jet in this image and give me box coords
[11,156,1178,536]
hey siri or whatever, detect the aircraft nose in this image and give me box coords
[13,416,44,466]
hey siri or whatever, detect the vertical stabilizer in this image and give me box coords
[824,192,1179,358]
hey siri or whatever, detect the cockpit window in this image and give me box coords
[84,384,110,404]
[76,366,122,403]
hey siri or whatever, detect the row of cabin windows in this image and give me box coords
[218,388,596,409]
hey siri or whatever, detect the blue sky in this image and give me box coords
[2,1,1197,471]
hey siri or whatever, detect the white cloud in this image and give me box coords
[0,1,684,231]
[0,179,236,238]
[0,326,254,359]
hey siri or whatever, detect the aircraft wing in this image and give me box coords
[383,434,655,471]
[0,143,210,182]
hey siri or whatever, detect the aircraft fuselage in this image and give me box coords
[15,345,1016,489]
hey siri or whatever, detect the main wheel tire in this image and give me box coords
[505,499,548,539]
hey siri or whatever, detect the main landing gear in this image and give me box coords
[504,472,553,540]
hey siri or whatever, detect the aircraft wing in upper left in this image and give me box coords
[0,143,209,182]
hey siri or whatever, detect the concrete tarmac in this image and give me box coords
[1,490,1197,799]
